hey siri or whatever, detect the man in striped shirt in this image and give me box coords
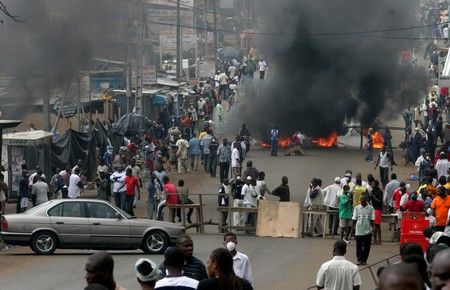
[155,247,198,290]
[159,234,208,281]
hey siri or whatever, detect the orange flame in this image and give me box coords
[312,132,338,147]
[372,131,384,149]
[259,137,293,149]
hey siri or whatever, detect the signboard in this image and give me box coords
[159,28,197,50]
[142,65,157,85]
[52,98,77,119]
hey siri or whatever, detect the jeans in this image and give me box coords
[208,155,218,177]
[356,234,372,263]
[271,140,278,156]
[147,198,155,219]
[190,154,200,171]
[203,154,210,172]
[125,195,134,216]
[379,166,389,188]
[219,162,230,182]
[114,191,126,210]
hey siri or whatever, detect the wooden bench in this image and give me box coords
[167,203,205,233]
[217,206,259,235]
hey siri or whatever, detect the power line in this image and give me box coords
[146,18,447,39]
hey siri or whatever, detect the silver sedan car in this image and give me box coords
[0,199,184,255]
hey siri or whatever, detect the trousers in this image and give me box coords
[355,234,372,263]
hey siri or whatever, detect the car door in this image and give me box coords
[47,201,90,247]
[86,202,130,247]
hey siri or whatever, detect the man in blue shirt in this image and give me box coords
[188,134,201,171]
[270,127,279,156]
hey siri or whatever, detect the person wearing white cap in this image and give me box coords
[135,258,161,290]
[323,177,343,235]
[241,176,258,232]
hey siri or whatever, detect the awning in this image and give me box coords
[153,95,166,105]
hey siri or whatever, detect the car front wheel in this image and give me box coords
[31,231,58,255]
[142,230,169,254]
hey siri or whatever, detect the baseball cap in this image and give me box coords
[135,258,161,282]
[344,173,352,177]
[246,176,252,180]
[334,177,340,182]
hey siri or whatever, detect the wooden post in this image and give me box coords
[199,194,204,233]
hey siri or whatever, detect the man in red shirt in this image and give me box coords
[125,168,138,216]
[163,175,180,222]
[392,182,407,211]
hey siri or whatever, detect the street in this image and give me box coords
[1,146,410,289]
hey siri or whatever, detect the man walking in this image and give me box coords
[352,194,375,265]
[31,176,49,206]
[188,134,201,171]
[223,232,253,284]
[217,138,231,182]
[316,240,361,290]
[175,134,189,174]
[375,146,391,188]
[258,58,267,80]
[200,129,213,172]
[270,127,279,157]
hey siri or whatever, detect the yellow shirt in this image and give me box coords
[353,185,367,206]
[199,131,207,140]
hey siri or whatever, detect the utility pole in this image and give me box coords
[77,72,82,131]
[213,0,218,73]
[176,0,182,81]
[135,0,144,114]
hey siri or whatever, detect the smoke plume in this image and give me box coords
[0,0,130,119]
[232,0,428,137]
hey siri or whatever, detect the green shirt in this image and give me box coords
[339,193,353,219]
[352,204,374,236]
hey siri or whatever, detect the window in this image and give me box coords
[48,204,63,217]
[62,202,85,218]
[86,202,117,219]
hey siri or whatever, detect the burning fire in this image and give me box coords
[312,132,338,147]
[372,131,384,149]
[259,137,292,149]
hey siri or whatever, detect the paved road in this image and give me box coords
[0,145,413,289]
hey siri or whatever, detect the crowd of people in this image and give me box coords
[316,236,450,290]
[83,233,253,290]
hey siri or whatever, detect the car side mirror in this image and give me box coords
[115,213,123,220]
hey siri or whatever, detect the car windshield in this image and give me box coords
[23,201,53,214]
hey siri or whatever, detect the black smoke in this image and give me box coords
[0,0,130,119]
[231,0,428,137]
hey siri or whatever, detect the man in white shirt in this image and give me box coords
[110,167,126,210]
[223,232,253,284]
[323,177,343,235]
[435,151,450,178]
[218,71,229,99]
[258,59,267,79]
[316,240,361,290]
[375,146,391,189]
[175,135,189,174]
[242,177,258,231]
[68,167,83,199]
[231,145,241,177]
